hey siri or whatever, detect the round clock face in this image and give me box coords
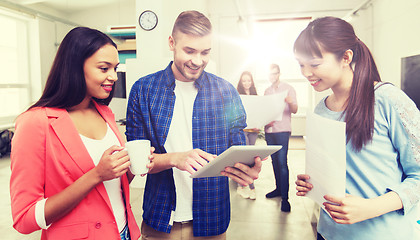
[138,10,158,31]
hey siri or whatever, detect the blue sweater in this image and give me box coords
[316,83,420,239]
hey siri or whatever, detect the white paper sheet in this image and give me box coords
[305,112,346,213]
[240,92,288,129]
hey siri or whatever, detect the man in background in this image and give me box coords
[264,63,298,212]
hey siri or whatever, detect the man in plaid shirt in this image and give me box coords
[126,10,263,240]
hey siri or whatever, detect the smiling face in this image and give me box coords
[83,44,119,100]
[295,49,352,92]
[240,73,253,91]
[169,31,212,82]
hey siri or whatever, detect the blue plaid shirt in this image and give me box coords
[126,62,246,236]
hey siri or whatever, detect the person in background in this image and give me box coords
[10,27,142,240]
[264,63,298,212]
[126,11,263,240]
[294,16,420,240]
[236,71,259,200]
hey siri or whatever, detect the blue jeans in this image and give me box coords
[265,132,290,199]
[120,224,131,240]
[244,131,258,145]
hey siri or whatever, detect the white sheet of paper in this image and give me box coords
[240,92,288,129]
[305,111,346,213]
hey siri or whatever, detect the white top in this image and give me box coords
[34,124,127,232]
[164,79,198,222]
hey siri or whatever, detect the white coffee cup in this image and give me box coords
[125,139,150,175]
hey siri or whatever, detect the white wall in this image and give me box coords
[205,0,420,136]
[207,1,358,136]
[207,0,357,83]
[351,0,420,87]
[11,0,419,135]
[69,0,136,32]
[0,4,76,103]
[38,19,75,89]
[31,0,137,91]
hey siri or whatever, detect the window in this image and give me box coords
[0,10,34,128]
[249,17,312,116]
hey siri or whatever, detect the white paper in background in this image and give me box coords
[240,92,288,129]
[273,91,289,121]
[305,111,346,214]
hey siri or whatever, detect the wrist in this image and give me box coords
[156,152,176,168]
[167,152,179,168]
[370,192,403,217]
[88,167,104,185]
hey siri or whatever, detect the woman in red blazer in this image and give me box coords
[10,27,142,240]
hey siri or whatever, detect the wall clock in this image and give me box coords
[138,10,158,31]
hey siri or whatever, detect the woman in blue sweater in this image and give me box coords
[294,16,420,240]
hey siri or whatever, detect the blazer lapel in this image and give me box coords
[46,106,114,211]
[94,102,125,146]
[46,108,95,174]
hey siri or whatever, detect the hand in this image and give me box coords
[95,145,131,182]
[171,149,216,174]
[285,96,293,104]
[141,146,156,176]
[323,194,378,225]
[285,96,298,113]
[221,156,264,186]
[266,121,275,128]
[295,174,313,196]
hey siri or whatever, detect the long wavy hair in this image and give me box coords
[237,71,257,95]
[29,27,117,110]
[294,17,381,151]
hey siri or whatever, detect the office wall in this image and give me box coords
[3,5,77,101]
[206,1,357,136]
[206,0,420,135]
[30,0,136,93]
[38,19,75,89]
[21,0,420,135]
[69,0,136,32]
[351,0,420,87]
[207,0,358,82]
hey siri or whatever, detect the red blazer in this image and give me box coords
[10,102,140,240]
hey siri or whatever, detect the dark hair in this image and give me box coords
[29,27,117,110]
[172,10,212,39]
[294,16,381,151]
[237,71,257,95]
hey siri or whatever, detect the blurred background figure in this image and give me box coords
[236,71,259,200]
[264,64,298,212]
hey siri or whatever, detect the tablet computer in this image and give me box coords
[190,145,282,178]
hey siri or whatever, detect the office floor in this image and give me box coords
[0,136,318,240]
